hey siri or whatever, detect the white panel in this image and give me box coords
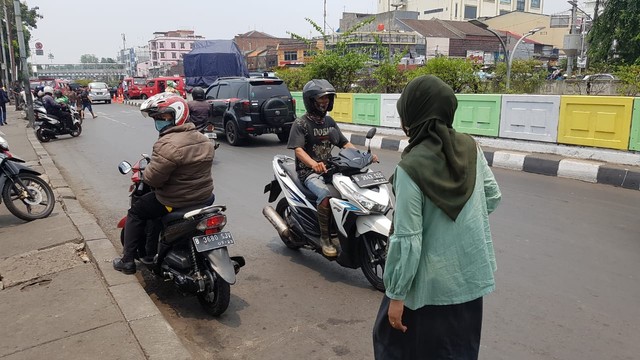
[380,94,402,128]
[492,151,526,171]
[500,95,561,143]
[557,159,601,183]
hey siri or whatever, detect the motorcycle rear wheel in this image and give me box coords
[359,233,387,292]
[70,124,82,137]
[276,198,302,250]
[35,128,51,142]
[2,173,55,221]
[197,268,230,317]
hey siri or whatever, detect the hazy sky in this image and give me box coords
[26,0,573,64]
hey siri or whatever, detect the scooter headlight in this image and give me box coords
[340,182,388,214]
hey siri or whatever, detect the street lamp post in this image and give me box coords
[468,19,509,88]
[507,27,545,90]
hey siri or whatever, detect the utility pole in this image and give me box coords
[3,2,16,82]
[323,0,326,35]
[13,0,33,127]
[0,10,9,86]
[593,0,600,21]
[567,1,578,77]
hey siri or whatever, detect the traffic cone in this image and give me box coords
[112,94,117,103]
[118,94,124,103]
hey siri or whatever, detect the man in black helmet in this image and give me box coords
[287,79,377,257]
[187,86,211,131]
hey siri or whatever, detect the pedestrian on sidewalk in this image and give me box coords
[0,86,10,125]
[372,75,502,360]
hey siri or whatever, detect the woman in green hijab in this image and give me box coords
[373,75,502,360]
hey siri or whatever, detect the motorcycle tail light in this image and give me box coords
[128,184,135,192]
[197,214,227,234]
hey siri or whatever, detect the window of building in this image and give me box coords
[159,42,164,48]
[516,0,525,11]
[172,52,176,59]
[464,5,477,19]
[160,53,165,59]
[190,43,193,49]
[171,42,176,49]
[284,51,297,61]
[455,3,458,18]
[180,42,185,49]
[423,8,444,14]
[500,0,511,4]
[531,0,540,8]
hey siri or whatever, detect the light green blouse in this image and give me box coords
[384,149,501,309]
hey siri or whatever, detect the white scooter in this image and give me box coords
[263,128,391,291]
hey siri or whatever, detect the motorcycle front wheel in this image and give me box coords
[359,233,387,292]
[2,173,55,221]
[197,267,230,316]
[70,124,82,137]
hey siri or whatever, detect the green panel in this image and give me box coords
[290,91,305,118]
[630,98,640,151]
[352,94,381,126]
[558,96,633,150]
[453,94,502,137]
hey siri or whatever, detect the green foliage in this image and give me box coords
[406,57,479,93]
[80,54,99,63]
[588,0,640,65]
[288,18,372,92]
[100,57,116,64]
[492,59,546,94]
[369,37,407,93]
[74,79,92,87]
[275,67,311,91]
[0,2,42,77]
[615,64,640,96]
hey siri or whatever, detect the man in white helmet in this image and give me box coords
[42,86,74,130]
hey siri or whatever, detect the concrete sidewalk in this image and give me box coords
[125,99,640,191]
[0,109,191,359]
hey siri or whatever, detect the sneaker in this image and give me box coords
[93,115,97,119]
[112,257,136,274]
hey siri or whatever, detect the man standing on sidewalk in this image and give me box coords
[0,86,9,125]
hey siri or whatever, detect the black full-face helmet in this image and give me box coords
[192,86,205,100]
[302,79,336,118]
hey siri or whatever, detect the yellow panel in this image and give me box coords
[331,93,353,123]
[558,96,633,150]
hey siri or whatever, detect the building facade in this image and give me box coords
[118,45,150,77]
[378,0,544,21]
[148,30,204,76]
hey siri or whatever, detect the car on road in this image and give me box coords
[140,77,186,99]
[88,82,111,103]
[205,76,296,146]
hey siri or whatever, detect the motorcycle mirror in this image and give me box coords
[0,135,8,151]
[366,127,377,139]
[118,161,132,175]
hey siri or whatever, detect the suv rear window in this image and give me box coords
[250,81,290,100]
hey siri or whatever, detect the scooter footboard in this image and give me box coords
[206,248,237,285]
[355,215,391,237]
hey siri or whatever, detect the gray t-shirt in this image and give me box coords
[287,114,349,181]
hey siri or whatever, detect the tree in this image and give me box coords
[100,57,116,63]
[406,57,479,93]
[588,0,640,64]
[289,18,372,92]
[370,37,407,93]
[0,1,42,80]
[80,54,99,63]
[492,59,546,94]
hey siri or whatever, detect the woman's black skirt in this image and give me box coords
[373,296,483,360]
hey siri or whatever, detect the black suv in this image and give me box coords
[205,77,296,146]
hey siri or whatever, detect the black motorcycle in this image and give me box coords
[0,131,55,221]
[116,155,245,316]
[33,100,82,142]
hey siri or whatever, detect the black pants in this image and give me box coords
[122,192,169,262]
[54,110,74,130]
[373,296,483,360]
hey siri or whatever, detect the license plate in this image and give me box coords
[352,171,388,188]
[205,132,217,139]
[192,231,234,252]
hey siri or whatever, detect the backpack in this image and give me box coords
[80,90,89,101]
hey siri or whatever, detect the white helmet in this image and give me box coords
[140,92,189,131]
[43,86,53,95]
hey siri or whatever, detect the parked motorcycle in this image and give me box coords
[33,100,82,142]
[263,128,391,291]
[116,155,245,316]
[0,131,55,221]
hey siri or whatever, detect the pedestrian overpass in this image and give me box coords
[34,63,127,82]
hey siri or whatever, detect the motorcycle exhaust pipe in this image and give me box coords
[262,206,290,239]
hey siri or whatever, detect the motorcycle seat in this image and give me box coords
[161,194,216,224]
[279,159,318,201]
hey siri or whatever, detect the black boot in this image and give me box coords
[112,257,136,274]
[317,204,337,257]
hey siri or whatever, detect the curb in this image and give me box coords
[124,99,640,191]
[25,128,192,360]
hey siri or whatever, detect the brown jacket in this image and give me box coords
[144,123,214,208]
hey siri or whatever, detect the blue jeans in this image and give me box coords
[304,173,331,206]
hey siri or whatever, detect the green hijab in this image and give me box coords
[396,75,477,221]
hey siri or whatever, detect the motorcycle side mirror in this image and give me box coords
[366,127,377,139]
[118,161,132,174]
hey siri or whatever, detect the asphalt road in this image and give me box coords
[42,103,640,360]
